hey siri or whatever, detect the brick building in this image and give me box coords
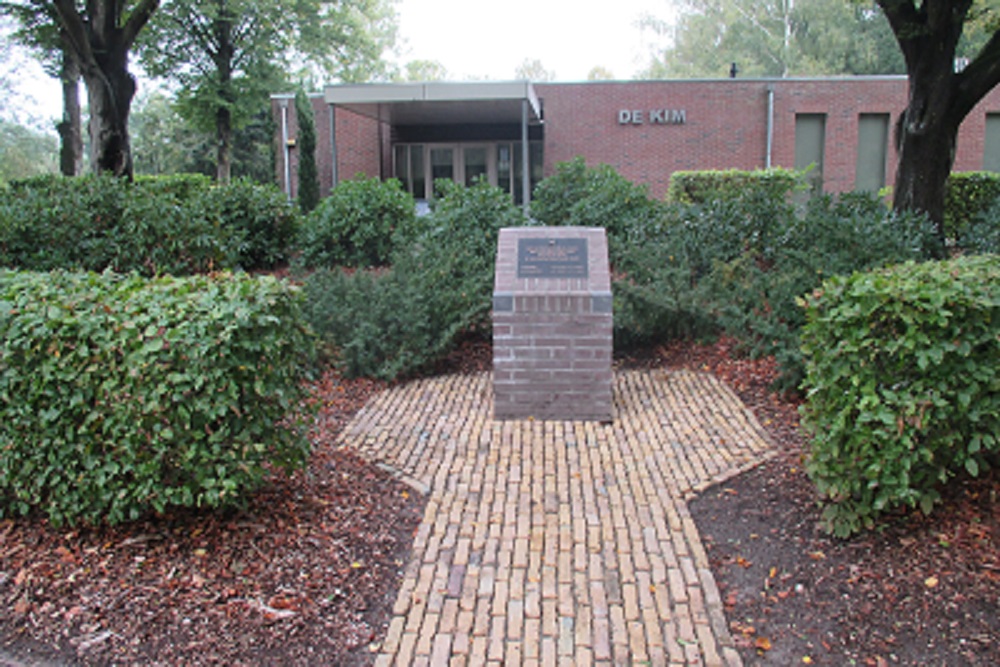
[272,77,1000,207]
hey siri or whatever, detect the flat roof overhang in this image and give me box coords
[323,80,543,126]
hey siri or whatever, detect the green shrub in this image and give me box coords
[0,174,128,272]
[530,157,662,241]
[298,176,415,269]
[944,171,1000,244]
[135,173,214,200]
[962,195,1000,255]
[0,270,314,526]
[665,167,803,205]
[800,255,1000,537]
[303,179,525,379]
[205,178,299,270]
[0,175,295,275]
[295,89,321,214]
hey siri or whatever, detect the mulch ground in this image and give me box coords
[0,336,997,665]
[658,338,1000,667]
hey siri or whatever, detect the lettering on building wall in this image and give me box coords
[618,109,687,125]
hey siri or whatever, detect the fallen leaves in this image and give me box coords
[0,367,424,665]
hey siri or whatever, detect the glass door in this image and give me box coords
[430,147,455,182]
[463,146,488,185]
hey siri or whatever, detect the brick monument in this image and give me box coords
[492,227,613,421]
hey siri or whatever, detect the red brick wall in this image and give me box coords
[273,95,383,199]
[280,78,1000,199]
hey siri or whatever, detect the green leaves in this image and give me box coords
[0,175,298,275]
[801,255,1000,536]
[297,176,415,269]
[0,270,315,526]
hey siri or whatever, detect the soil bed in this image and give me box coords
[1,337,997,665]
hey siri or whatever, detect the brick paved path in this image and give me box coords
[339,369,774,666]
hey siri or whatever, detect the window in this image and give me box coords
[393,144,425,198]
[984,113,1000,172]
[855,114,890,192]
[795,114,826,195]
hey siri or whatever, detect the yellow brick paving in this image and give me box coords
[339,369,774,666]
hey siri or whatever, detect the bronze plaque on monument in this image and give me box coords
[517,238,589,279]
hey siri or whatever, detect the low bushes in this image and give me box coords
[800,255,1000,536]
[0,175,298,275]
[0,270,314,526]
[944,171,1000,244]
[297,176,415,269]
[530,157,662,241]
[302,179,525,379]
[665,167,802,204]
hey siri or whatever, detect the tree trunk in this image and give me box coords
[216,104,232,184]
[82,46,136,178]
[51,0,159,181]
[57,49,83,177]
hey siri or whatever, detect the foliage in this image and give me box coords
[641,0,907,78]
[530,157,663,242]
[666,168,803,205]
[302,179,526,379]
[706,192,940,390]
[295,89,320,214]
[0,270,314,526]
[0,119,58,182]
[608,186,940,388]
[207,177,299,270]
[298,176,415,269]
[800,255,1000,537]
[0,175,296,275]
[963,196,1000,254]
[944,171,1000,244]
[130,90,212,177]
[138,0,397,181]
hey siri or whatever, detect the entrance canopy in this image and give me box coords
[324,81,543,211]
[323,80,542,126]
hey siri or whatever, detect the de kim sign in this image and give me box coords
[618,109,686,125]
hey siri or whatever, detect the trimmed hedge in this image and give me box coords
[0,175,298,275]
[665,167,802,204]
[800,255,1000,536]
[944,171,1000,244]
[0,270,314,526]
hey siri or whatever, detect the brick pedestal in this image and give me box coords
[492,227,613,421]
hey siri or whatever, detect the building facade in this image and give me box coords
[272,77,1000,206]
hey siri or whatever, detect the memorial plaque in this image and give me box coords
[494,227,613,422]
[517,237,589,279]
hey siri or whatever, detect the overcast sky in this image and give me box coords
[393,0,673,81]
[2,1,675,129]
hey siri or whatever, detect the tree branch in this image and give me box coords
[122,0,160,48]
[50,0,93,65]
[954,28,1000,118]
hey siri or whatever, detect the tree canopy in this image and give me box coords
[643,0,910,78]
[138,0,397,183]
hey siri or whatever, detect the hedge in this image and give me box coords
[665,167,803,204]
[0,175,298,275]
[0,270,314,526]
[800,255,1000,536]
[944,171,1000,243]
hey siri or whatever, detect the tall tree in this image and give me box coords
[294,88,319,213]
[139,0,396,183]
[0,4,84,175]
[878,0,1000,240]
[642,0,907,78]
[514,58,555,81]
[49,0,159,178]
